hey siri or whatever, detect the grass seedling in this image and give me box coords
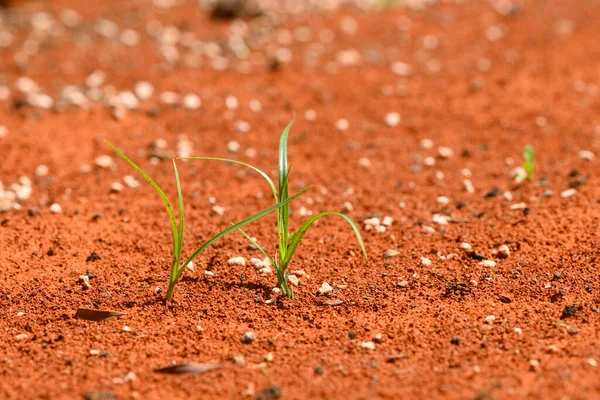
[105,141,309,302]
[183,117,367,299]
[523,144,534,181]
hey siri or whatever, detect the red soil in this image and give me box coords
[1,0,600,399]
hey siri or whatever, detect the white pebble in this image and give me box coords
[588,358,598,367]
[460,242,472,250]
[437,196,450,206]
[95,155,113,169]
[498,245,510,258]
[134,81,154,100]
[485,315,496,322]
[35,164,49,177]
[561,188,577,198]
[579,150,595,161]
[479,260,496,267]
[424,156,436,167]
[385,112,401,127]
[336,119,349,131]
[110,182,124,192]
[509,202,527,210]
[463,179,475,193]
[382,216,393,226]
[287,275,299,287]
[49,203,62,214]
[363,217,380,227]
[514,327,523,335]
[212,205,225,216]
[227,140,241,153]
[358,157,371,168]
[123,175,140,188]
[183,93,201,110]
[225,95,238,110]
[318,282,333,296]
[420,257,432,266]
[304,109,316,121]
[438,146,454,158]
[420,138,433,149]
[185,261,194,272]
[361,341,376,350]
[228,256,245,267]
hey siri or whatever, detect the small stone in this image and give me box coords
[212,205,225,216]
[95,155,113,168]
[241,331,256,344]
[122,326,131,332]
[204,270,215,277]
[318,282,333,296]
[460,242,472,250]
[529,359,540,371]
[420,257,432,266]
[287,274,299,287]
[15,333,28,341]
[110,182,124,193]
[561,188,577,198]
[227,140,241,153]
[588,358,598,367]
[438,146,454,158]
[185,261,195,272]
[134,81,154,100]
[183,93,201,110]
[363,217,380,227]
[263,352,274,362]
[383,249,399,258]
[361,341,376,350]
[497,245,510,259]
[437,196,450,206]
[49,203,62,214]
[341,201,353,212]
[479,260,496,268]
[123,175,139,188]
[35,164,49,177]
[336,118,349,131]
[485,315,496,323]
[358,157,371,168]
[579,149,595,161]
[385,112,401,127]
[228,257,245,267]
[450,336,462,345]
[514,327,523,335]
[381,216,393,226]
[397,280,409,288]
[259,266,272,275]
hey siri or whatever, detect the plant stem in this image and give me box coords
[166,259,180,301]
[276,269,294,300]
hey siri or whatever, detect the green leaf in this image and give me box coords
[106,141,180,263]
[178,186,311,277]
[281,211,368,272]
[235,226,276,269]
[182,157,278,203]
[278,116,294,255]
[172,160,185,280]
[523,144,534,180]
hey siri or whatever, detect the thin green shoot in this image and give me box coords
[105,141,310,301]
[523,144,534,181]
[182,116,367,299]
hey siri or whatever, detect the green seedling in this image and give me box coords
[106,141,309,301]
[523,144,534,181]
[183,117,367,299]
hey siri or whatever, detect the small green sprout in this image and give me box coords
[522,144,534,181]
[184,116,367,299]
[105,141,309,302]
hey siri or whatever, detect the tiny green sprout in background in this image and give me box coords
[184,116,368,299]
[105,141,309,302]
[523,144,534,181]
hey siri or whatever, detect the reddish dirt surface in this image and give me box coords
[1,0,600,399]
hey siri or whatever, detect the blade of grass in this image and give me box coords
[523,144,534,180]
[181,157,278,203]
[278,116,294,249]
[177,186,311,278]
[172,160,185,284]
[106,141,180,263]
[281,211,368,270]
